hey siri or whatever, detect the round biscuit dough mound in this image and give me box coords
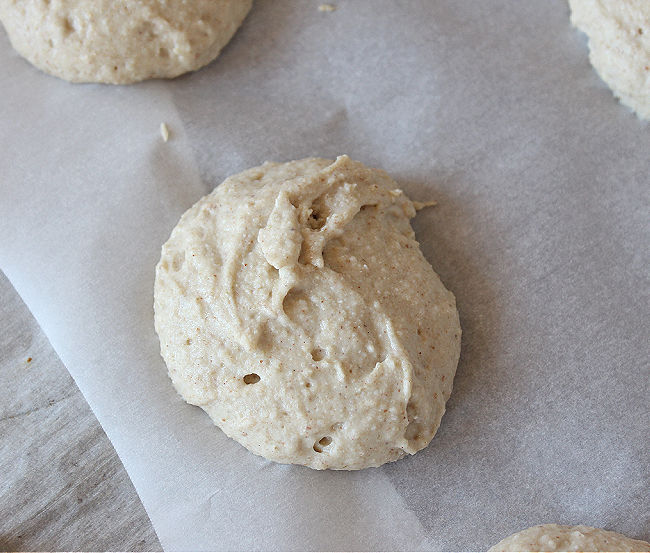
[0,0,252,84]
[489,524,650,552]
[154,155,462,470]
[569,0,650,120]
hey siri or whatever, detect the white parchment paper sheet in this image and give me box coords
[1,1,648,550]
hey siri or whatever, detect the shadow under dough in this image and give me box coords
[381,175,506,531]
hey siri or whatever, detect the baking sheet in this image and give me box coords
[0,272,161,551]
[1,1,648,550]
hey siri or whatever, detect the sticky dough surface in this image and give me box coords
[154,156,461,470]
[570,0,650,120]
[490,524,650,552]
[0,0,251,84]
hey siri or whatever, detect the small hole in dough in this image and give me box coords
[281,287,310,319]
[243,373,260,385]
[158,47,169,58]
[405,419,422,441]
[308,210,326,230]
[405,400,422,441]
[305,382,311,388]
[62,17,75,36]
[171,252,185,271]
[313,436,332,453]
[311,347,324,361]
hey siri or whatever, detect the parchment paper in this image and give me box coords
[1,1,648,550]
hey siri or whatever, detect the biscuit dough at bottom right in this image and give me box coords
[490,524,650,552]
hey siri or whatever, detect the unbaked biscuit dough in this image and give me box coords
[490,524,650,552]
[0,0,252,84]
[154,156,461,470]
[569,0,650,120]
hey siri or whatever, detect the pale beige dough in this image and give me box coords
[490,524,650,552]
[0,0,251,84]
[569,0,650,120]
[154,156,461,470]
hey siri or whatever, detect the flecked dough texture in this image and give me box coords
[0,0,252,84]
[154,156,461,470]
[569,0,650,120]
[489,524,650,552]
